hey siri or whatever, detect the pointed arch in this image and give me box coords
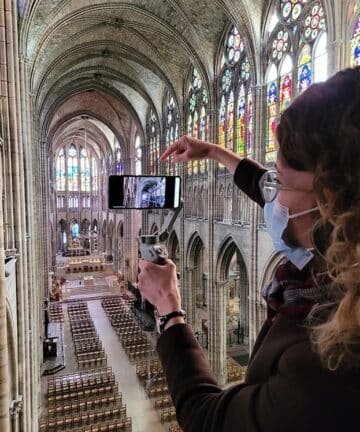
[216,236,250,347]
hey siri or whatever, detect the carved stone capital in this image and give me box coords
[9,396,23,418]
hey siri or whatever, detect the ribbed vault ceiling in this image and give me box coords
[20,0,266,155]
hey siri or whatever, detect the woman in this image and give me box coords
[138,67,360,432]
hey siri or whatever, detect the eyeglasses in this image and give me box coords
[259,170,311,203]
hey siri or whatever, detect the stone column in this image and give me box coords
[327,0,349,72]
[0,147,10,431]
[182,267,195,326]
[9,396,22,432]
[208,280,228,385]
[249,84,265,351]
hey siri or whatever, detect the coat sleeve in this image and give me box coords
[233,158,267,208]
[157,324,358,432]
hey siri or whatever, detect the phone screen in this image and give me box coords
[108,175,181,209]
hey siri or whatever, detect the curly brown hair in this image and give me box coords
[276,67,360,370]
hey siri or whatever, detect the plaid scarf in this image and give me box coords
[263,260,332,324]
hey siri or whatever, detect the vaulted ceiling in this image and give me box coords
[19,0,269,155]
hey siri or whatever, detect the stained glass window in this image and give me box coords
[92,157,98,191]
[114,146,123,175]
[186,68,209,175]
[148,110,160,175]
[246,88,253,156]
[80,147,90,192]
[55,149,66,191]
[266,64,278,164]
[219,96,226,149]
[164,92,179,175]
[236,85,246,156]
[67,143,78,191]
[298,44,312,92]
[351,16,360,67]
[218,25,253,164]
[55,141,98,209]
[279,55,293,112]
[265,0,327,165]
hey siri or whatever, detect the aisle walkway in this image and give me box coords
[87,300,167,432]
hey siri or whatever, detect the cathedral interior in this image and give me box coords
[0,0,358,431]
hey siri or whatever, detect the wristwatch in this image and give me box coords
[155,309,186,334]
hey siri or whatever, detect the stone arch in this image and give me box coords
[167,230,180,268]
[101,220,107,252]
[216,236,250,350]
[150,224,158,235]
[187,232,208,331]
[107,220,115,260]
[115,221,124,272]
[256,252,284,334]
[225,183,233,221]
[57,219,67,251]
[217,183,225,220]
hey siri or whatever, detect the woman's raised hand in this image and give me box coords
[160,135,216,163]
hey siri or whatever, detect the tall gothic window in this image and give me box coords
[218,26,253,164]
[351,13,360,66]
[265,0,328,165]
[55,143,98,193]
[186,68,209,175]
[164,91,179,175]
[92,157,98,191]
[135,135,142,175]
[147,109,160,175]
[80,147,90,192]
[55,148,66,191]
[114,145,123,175]
[67,143,78,191]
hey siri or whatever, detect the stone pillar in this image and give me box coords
[327,0,350,72]
[0,149,10,431]
[249,84,265,351]
[183,267,196,326]
[9,396,22,432]
[208,280,227,385]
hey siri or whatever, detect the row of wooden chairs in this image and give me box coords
[40,417,131,432]
[68,302,108,369]
[168,423,182,432]
[48,367,113,386]
[47,394,122,416]
[146,385,169,398]
[154,395,172,409]
[78,353,107,368]
[40,406,127,431]
[49,302,64,322]
[48,373,115,395]
[70,418,132,432]
[160,407,176,423]
[48,385,119,406]
[136,359,163,381]
[68,301,87,311]
[101,298,154,362]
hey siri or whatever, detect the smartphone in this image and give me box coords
[108,175,181,209]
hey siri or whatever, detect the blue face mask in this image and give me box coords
[264,197,319,270]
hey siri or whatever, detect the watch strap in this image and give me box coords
[155,309,186,334]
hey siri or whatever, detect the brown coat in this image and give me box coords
[157,317,360,432]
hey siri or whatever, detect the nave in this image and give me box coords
[40,286,246,432]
